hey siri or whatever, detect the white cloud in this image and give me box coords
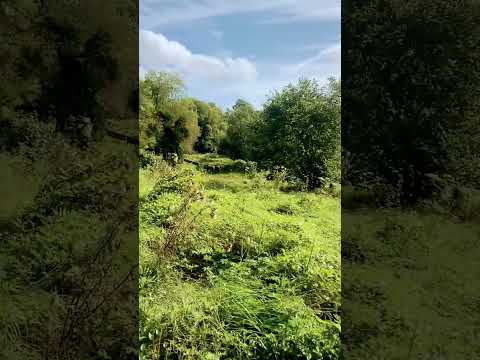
[140,30,258,82]
[191,55,339,110]
[140,31,340,109]
[140,0,340,28]
[139,27,340,110]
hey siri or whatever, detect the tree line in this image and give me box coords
[140,70,341,189]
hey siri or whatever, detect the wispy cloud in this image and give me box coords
[260,5,341,24]
[140,0,340,28]
[281,42,341,81]
[300,43,340,68]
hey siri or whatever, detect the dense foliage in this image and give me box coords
[137,71,343,358]
[221,100,260,160]
[141,71,341,189]
[193,100,227,153]
[0,1,139,358]
[1,121,138,359]
[258,78,341,188]
[343,0,480,201]
[140,71,228,161]
[0,0,137,141]
[342,3,480,359]
[221,79,341,188]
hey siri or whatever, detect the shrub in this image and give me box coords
[139,149,157,168]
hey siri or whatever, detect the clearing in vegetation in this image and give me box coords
[139,153,341,359]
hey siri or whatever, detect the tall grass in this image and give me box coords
[139,154,341,359]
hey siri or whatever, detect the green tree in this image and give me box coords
[157,98,200,158]
[343,0,480,200]
[141,70,184,115]
[259,78,341,188]
[193,100,226,153]
[221,99,260,159]
[139,71,200,159]
[139,71,182,151]
[0,0,136,144]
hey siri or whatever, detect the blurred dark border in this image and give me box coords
[342,0,480,358]
[0,1,139,359]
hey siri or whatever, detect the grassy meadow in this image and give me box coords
[342,208,480,359]
[139,154,341,359]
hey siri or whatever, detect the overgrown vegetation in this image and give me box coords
[0,123,137,359]
[343,0,480,203]
[0,1,138,358]
[139,154,340,359]
[341,1,480,358]
[139,65,342,358]
[140,71,340,190]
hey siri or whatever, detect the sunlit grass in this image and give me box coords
[139,154,341,359]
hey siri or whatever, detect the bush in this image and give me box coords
[139,149,157,168]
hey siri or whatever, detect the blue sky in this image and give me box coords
[140,0,341,109]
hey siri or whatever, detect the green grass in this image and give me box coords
[139,154,341,359]
[0,137,139,359]
[343,209,480,359]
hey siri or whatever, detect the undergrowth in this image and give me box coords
[139,153,341,359]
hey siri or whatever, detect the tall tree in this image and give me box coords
[260,78,341,188]
[193,100,226,153]
[221,99,259,159]
[139,71,199,159]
